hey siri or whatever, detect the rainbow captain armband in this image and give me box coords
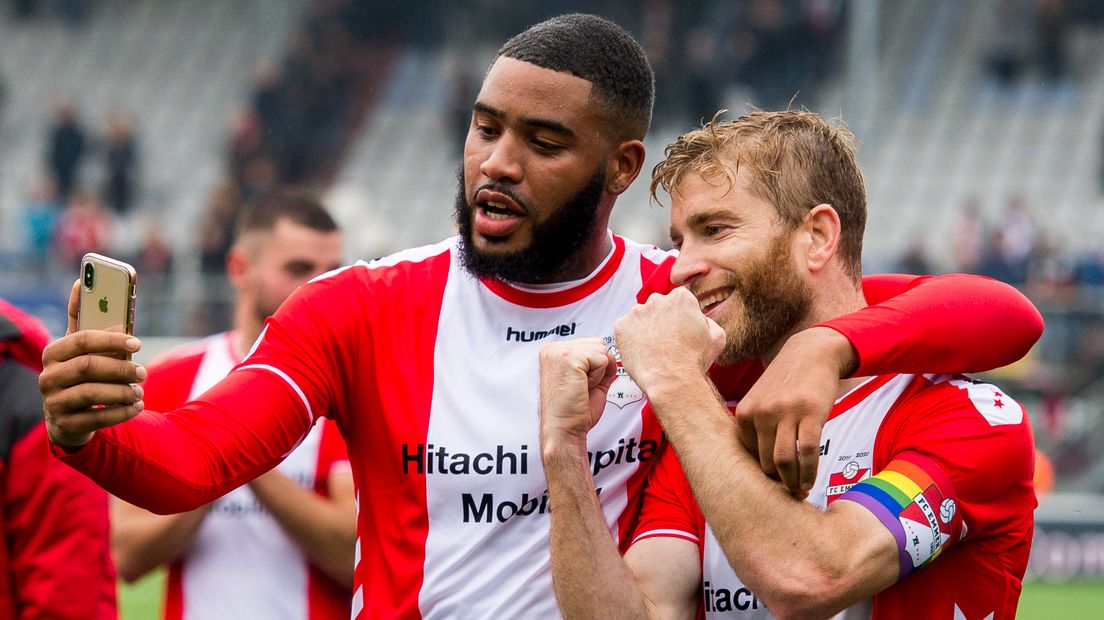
[837,453,964,579]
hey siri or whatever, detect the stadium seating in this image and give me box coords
[0,0,306,257]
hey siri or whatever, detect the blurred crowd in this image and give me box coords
[20,102,159,275]
[5,0,849,289]
[438,0,844,131]
[982,0,1102,88]
[892,194,1104,299]
[198,0,387,275]
[4,0,1104,338]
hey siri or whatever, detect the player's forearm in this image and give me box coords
[110,500,209,582]
[55,370,312,514]
[541,431,652,620]
[646,375,882,616]
[840,273,1043,377]
[249,471,356,588]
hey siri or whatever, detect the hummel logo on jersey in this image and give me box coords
[505,322,577,342]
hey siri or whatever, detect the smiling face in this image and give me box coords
[455,56,620,284]
[669,169,812,364]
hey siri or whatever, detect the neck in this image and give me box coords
[761,276,868,397]
[233,304,262,361]
[554,227,613,283]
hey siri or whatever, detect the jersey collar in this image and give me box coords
[827,373,900,422]
[480,234,626,308]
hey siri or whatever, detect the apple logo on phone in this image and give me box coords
[99,297,109,313]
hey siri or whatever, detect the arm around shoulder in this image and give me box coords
[839,273,1043,377]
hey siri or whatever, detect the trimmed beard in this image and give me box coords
[454,165,606,284]
[712,232,813,364]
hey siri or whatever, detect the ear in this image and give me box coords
[801,204,841,273]
[225,246,251,291]
[605,139,646,196]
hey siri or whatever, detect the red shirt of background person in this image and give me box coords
[0,298,116,619]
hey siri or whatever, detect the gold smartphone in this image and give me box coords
[77,253,137,358]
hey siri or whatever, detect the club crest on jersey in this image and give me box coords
[826,460,870,503]
[603,336,643,408]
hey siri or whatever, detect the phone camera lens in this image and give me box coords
[83,263,94,288]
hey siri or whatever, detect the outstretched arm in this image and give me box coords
[836,273,1043,376]
[40,282,319,513]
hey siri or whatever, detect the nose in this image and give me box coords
[477,133,523,184]
[670,240,709,287]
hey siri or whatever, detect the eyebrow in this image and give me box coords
[670,207,742,240]
[472,102,576,138]
[685,207,740,229]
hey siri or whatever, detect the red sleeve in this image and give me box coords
[873,377,1036,546]
[54,369,311,514]
[54,270,366,514]
[8,425,117,619]
[820,273,1044,377]
[629,443,704,550]
[845,376,1035,620]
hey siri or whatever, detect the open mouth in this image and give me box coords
[475,189,525,216]
[473,189,527,237]
[697,288,734,315]
[480,201,518,221]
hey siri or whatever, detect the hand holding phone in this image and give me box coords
[38,254,144,448]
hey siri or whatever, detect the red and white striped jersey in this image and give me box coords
[57,234,1043,619]
[140,332,351,620]
[632,374,1036,620]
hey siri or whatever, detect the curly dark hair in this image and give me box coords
[497,13,654,140]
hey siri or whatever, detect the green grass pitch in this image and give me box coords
[118,572,1104,619]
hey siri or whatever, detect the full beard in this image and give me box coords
[453,166,606,284]
[714,233,813,365]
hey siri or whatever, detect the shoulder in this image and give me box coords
[616,235,678,300]
[0,298,50,372]
[142,334,230,411]
[262,240,458,345]
[144,333,230,385]
[890,374,1028,431]
[146,334,221,373]
[618,235,676,265]
[301,239,457,301]
[877,374,1035,499]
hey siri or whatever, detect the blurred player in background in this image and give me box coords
[0,297,116,619]
[39,14,1042,618]
[540,111,1035,619]
[110,187,352,620]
